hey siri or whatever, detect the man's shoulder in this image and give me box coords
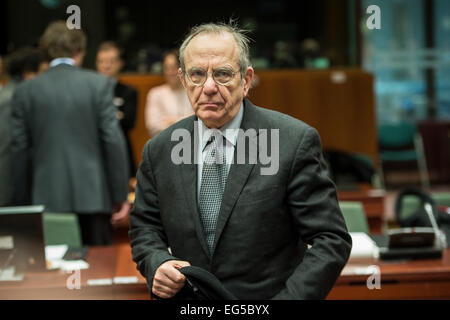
[247,101,321,153]
[48,65,111,85]
[249,101,314,133]
[11,77,35,97]
[73,67,111,83]
[0,81,16,102]
[25,66,109,88]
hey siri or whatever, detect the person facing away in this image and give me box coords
[96,41,138,178]
[11,21,130,246]
[0,55,4,90]
[144,49,193,138]
[0,47,47,206]
[129,21,352,300]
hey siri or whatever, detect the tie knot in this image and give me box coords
[211,130,222,142]
[204,131,225,165]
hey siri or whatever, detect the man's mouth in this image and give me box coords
[200,102,222,108]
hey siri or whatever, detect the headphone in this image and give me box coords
[394,188,439,228]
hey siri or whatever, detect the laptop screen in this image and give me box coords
[0,205,47,272]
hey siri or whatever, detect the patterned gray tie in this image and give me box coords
[198,131,228,254]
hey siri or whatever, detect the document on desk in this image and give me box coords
[349,232,380,260]
[341,265,380,276]
[113,276,139,284]
[45,244,68,261]
[87,278,113,286]
[45,245,89,271]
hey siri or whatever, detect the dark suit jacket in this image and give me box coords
[114,81,137,176]
[0,79,19,206]
[129,99,352,299]
[11,64,129,213]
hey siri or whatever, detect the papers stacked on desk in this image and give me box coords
[45,245,89,271]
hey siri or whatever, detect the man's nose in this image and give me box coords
[202,74,218,95]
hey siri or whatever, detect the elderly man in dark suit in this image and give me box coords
[11,21,130,245]
[129,22,352,300]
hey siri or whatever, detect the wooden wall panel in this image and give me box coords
[120,68,377,170]
[118,75,165,170]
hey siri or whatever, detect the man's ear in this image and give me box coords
[243,67,254,97]
[73,50,85,67]
[178,68,187,89]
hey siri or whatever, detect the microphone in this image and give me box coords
[424,203,446,249]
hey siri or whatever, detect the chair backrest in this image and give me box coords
[43,213,82,248]
[378,122,416,148]
[339,201,370,234]
[432,193,450,207]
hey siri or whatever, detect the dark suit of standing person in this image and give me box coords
[11,21,130,245]
[96,41,138,178]
[0,47,47,206]
[129,22,352,300]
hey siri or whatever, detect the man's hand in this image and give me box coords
[152,260,191,299]
[111,200,131,226]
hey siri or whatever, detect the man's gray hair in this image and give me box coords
[179,21,252,78]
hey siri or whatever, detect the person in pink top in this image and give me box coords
[145,49,193,137]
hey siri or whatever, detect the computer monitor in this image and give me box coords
[0,205,47,272]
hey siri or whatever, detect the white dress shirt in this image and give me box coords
[49,58,75,67]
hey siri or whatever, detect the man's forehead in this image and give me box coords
[98,48,119,58]
[184,32,238,65]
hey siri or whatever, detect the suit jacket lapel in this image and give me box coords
[178,119,211,258]
[212,99,260,254]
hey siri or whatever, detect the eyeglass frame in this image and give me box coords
[183,67,241,87]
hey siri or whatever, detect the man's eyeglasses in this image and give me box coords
[185,67,239,86]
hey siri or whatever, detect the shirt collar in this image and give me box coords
[49,58,76,68]
[198,102,244,151]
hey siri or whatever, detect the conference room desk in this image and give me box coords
[2,244,450,300]
[327,248,450,300]
[0,244,150,300]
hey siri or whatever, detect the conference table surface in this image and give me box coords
[328,248,450,299]
[1,244,449,300]
[0,244,149,300]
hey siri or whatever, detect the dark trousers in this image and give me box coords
[77,213,113,246]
